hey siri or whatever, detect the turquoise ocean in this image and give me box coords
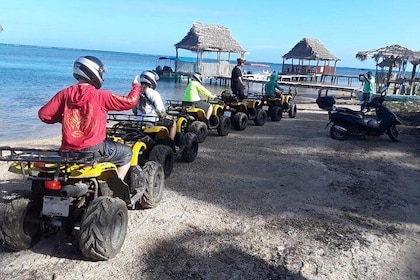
[0,44,368,144]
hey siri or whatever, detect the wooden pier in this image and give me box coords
[244,74,362,98]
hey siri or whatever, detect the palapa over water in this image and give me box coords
[281,38,340,75]
[175,22,245,54]
[356,44,420,95]
[174,22,246,78]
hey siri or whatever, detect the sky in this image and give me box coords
[1,0,419,69]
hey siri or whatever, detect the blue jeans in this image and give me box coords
[361,92,371,111]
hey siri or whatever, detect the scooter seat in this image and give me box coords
[335,107,363,118]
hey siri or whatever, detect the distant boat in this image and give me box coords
[154,57,176,79]
[154,56,192,80]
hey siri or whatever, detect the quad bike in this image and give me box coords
[0,143,164,261]
[258,88,297,121]
[107,113,199,179]
[166,99,231,143]
[220,92,267,131]
[323,86,401,142]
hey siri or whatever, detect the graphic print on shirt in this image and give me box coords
[63,102,97,138]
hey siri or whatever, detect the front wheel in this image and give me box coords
[217,115,231,136]
[387,125,400,142]
[288,103,297,118]
[149,144,174,178]
[189,121,208,143]
[181,132,199,162]
[141,161,165,209]
[79,197,128,261]
[0,198,41,251]
[330,124,347,140]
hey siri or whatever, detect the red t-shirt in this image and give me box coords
[38,83,140,150]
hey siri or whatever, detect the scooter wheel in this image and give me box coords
[387,125,400,142]
[330,125,347,140]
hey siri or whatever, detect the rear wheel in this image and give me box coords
[330,125,347,140]
[189,121,208,143]
[149,144,174,178]
[217,116,231,136]
[254,109,267,126]
[0,198,41,251]
[181,132,199,162]
[387,125,400,142]
[269,106,282,121]
[79,197,128,261]
[141,161,165,209]
[233,112,248,131]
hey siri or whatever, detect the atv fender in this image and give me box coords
[283,95,293,104]
[69,162,119,178]
[143,126,171,139]
[212,104,224,115]
[175,117,188,133]
[187,107,206,120]
[131,141,148,166]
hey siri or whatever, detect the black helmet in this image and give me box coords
[73,56,106,89]
[140,70,159,89]
[192,72,202,84]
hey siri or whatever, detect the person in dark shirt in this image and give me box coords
[231,57,246,100]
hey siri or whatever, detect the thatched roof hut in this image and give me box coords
[175,22,245,54]
[281,38,340,76]
[356,44,420,94]
[174,22,246,78]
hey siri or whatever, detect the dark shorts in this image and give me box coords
[183,101,211,112]
[82,140,132,166]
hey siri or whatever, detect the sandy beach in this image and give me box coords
[0,94,419,279]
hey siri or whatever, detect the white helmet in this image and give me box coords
[73,56,106,89]
[192,72,202,84]
[140,70,159,89]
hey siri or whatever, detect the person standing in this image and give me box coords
[38,55,140,181]
[360,71,375,112]
[182,72,216,122]
[231,57,246,100]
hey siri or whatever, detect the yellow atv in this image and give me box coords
[166,100,231,143]
[220,92,267,131]
[0,144,164,261]
[259,89,297,121]
[107,113,198,179]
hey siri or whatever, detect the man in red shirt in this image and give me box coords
[38,56,140,180]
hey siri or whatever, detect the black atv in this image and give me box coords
[107,113,198,179]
